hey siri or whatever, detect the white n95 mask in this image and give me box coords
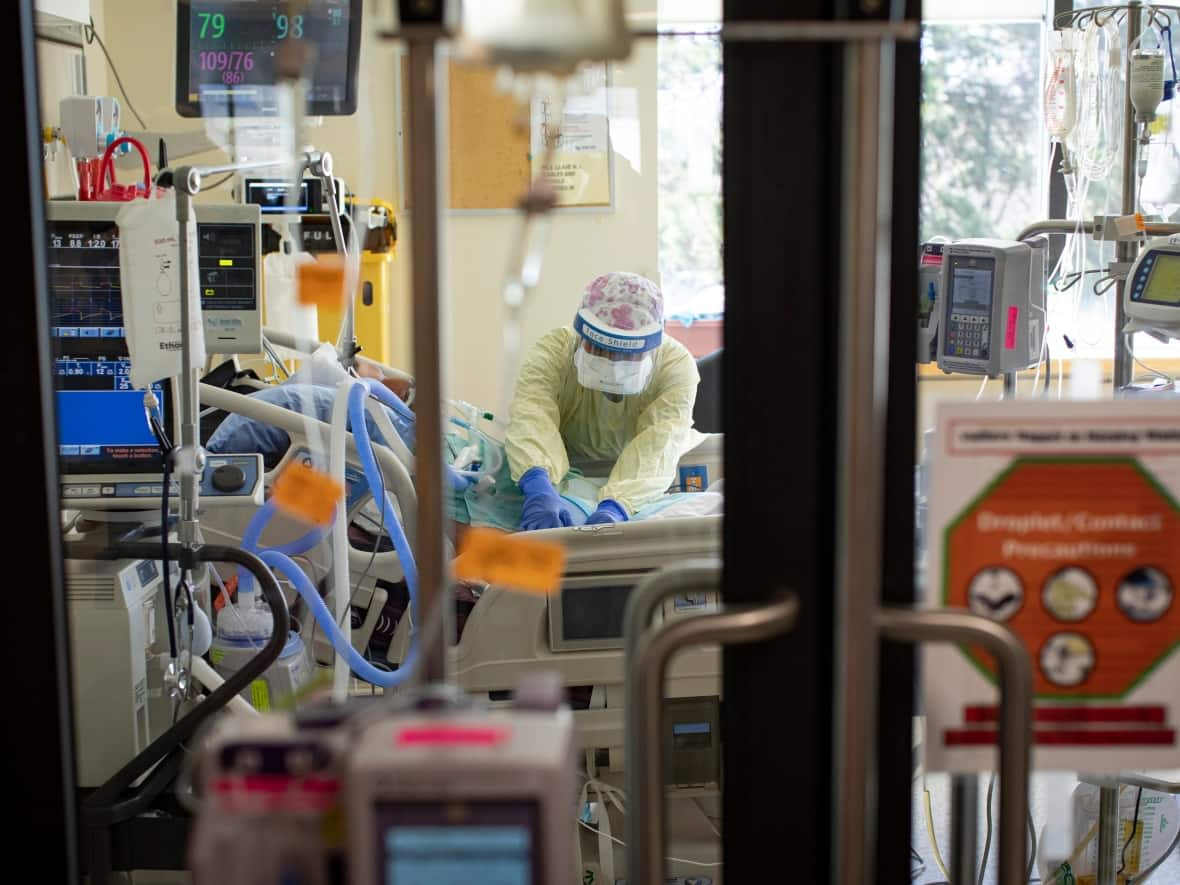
[574,347,653,395]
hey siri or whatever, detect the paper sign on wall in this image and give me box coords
[116,194,205,389]
[530,64,612,207]
[925,401,1180,772]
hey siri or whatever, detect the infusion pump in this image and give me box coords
[1124,235,1180,340]
[936,238,1047,376]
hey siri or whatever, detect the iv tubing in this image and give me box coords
[330,379,351,699]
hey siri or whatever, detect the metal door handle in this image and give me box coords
[623,561,798,885]
[877,607,1034,885]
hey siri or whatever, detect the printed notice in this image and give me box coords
[925,401,1180,772]
[530,64,611,207]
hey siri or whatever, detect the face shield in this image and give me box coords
[572,309,661,395]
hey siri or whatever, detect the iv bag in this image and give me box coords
[116,192,206,389]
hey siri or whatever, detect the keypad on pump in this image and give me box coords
[946,313,990,359]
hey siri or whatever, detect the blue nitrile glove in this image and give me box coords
[518,467,575,531]
[585,499,628,525]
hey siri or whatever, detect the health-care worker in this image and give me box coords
[505,272,702,530]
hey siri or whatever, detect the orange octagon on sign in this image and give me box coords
[943,458,1180,699]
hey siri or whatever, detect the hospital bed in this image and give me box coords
[199,359,725,711]
[448,516,722,771]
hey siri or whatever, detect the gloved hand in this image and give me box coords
[518,467,575,531]
[585,499,629,525]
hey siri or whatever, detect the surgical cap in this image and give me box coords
[573,272,664,354]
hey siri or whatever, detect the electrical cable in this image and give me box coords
[1125,333,1175,383]
[575,819,723,869]
[160,452,178,661]
[923,784,952,882]
[200,172,234,192]
[83,18,148,130]
[910,845,927,881]
[1029,803,1039,883]
[978,772,996,885]
[1120,787,1144,876]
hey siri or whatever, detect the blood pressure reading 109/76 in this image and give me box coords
[193,7,317,85]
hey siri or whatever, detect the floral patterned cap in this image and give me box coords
[573,272,664,354]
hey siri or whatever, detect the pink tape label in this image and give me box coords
[1005,306,1019,350]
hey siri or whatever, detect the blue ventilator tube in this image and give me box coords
[224,379,426,686]
[259,548,417,688]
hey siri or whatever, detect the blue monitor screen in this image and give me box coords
[54,359,167,473]
[377,802,537,885]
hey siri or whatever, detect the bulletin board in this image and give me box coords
[397,55,613,212]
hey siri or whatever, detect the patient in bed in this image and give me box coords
[206,376,719,531]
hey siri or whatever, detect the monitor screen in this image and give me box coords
[175,0,362,118]
[198,222,258,312]
[947,257,996,317]
[48,218,171,475]
[560,584,631,642]
[377,802,537,885]
[244,178,318,214]
[1140,252,1180,306]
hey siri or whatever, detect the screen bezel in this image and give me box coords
[175,0,364,118]
[375,801,540,885]
[1137,251,1180,307]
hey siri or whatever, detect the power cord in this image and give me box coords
[979,773,996,885]
[923,782,952,882]
[200,172,235,192]
[1119,787,1144,877]
[84,18,148,130]
[975,772,1038,884]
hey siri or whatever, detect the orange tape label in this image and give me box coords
[271,461,343,527]
[297,255,347,308]
[453,528,566,595]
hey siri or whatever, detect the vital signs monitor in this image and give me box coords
[1124,235,1180,339]
[936,238,1047,376]
[175,0,363,118]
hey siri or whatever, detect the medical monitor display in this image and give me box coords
[1139,253,1180,306]
[244,178,321,214]
[377,802,537,885]
[198,222,258,312]
[559,584,631,641]
[48,219,171,475]
[947,259,996,317]
[176,0,362,118]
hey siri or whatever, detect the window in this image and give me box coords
[657,17,722,335]
[920,14,1048,244]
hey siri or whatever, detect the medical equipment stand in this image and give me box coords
[1114,1,1144,392]
[1040,2,1180,392]
[398,22,451,684]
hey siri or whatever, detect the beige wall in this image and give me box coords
[79,0,658,412]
